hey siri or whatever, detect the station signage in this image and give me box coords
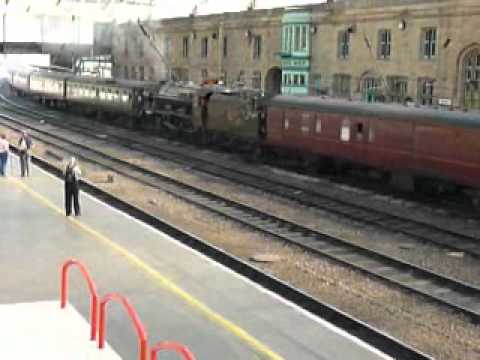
[438,98,452,106]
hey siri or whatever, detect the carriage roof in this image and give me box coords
[268,95,480,128]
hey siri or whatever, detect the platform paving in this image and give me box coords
[0,155,392,360]
[0,301,120,359]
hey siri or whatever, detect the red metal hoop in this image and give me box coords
[60,259,99,341]
[98,293,148,360]
[150,341,196,360]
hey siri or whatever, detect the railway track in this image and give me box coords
[1,111,480,326]
[2,93,480,260]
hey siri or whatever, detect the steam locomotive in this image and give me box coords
[8,69,480,198]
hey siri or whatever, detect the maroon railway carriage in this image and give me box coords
[264,96,480,191]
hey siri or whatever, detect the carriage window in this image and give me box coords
[301,112,311,133]
[356,123,364,141]
[369,126,375,143]
[340,119,351,142]
[283,114,290,130]
[315,118,322,133]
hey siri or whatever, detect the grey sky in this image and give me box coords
[0,0,327,43]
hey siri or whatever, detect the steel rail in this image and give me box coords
[1,113,480,327]
[1,93,479,259]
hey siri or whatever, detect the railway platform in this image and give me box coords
[0,156,392,360]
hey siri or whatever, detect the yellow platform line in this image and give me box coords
[9,178,284,360]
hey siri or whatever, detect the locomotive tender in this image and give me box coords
[8,68,480,198]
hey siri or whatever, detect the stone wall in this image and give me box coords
[109,0,480,108]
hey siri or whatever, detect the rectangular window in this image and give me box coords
[201,69,208,82]
[238,70,245,84]
[149,67,155,80]
[124,38,128,57]
[253,35,262,60]
[182,36,189,58]
[124,66,128,79]
[252,71,261,89]
[378,29,391,60]
[301,25,307,51]
[314,74,321,95]
[139,66,144,81]
[138,40,144,58]
[299,74,306,86]
[223,36,228,58]
[222,71,227,85]
[422,28,437,59]
[418,78,435,105]
[201,37,208,58]
[294,26,301,52]
[387,76,408,103]
[288,27,293,53]
[164,37,171,58]
[338,31,349,59]
[333,74,351,97]
[131,66,136,80]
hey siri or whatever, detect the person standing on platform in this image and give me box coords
[0,133,9,177]
[18,130,32,177]
[64,157,82,217]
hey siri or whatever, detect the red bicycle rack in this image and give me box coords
[150,341,196,360]
[98,293,149,360]
[60,259,99,341]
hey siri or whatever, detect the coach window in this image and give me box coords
[315,117,322,134]
[356,123,364,141]
[340,119,351,142]
[301,112,311,134]
[283,113,290,130]
[368,125,375,143]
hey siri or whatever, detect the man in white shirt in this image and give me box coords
[64,157,82,216]
[18,130,32,177]
[0,133,9,177]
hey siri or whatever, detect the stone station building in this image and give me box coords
[110,0,480,110]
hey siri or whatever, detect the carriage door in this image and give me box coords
[353,118,369,163]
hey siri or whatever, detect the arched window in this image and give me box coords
[362,77,379,103]
[463,49,480,110]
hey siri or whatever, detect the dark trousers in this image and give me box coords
[0,152,8,176]
[19,151,30,177]
[65,183,80,216]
